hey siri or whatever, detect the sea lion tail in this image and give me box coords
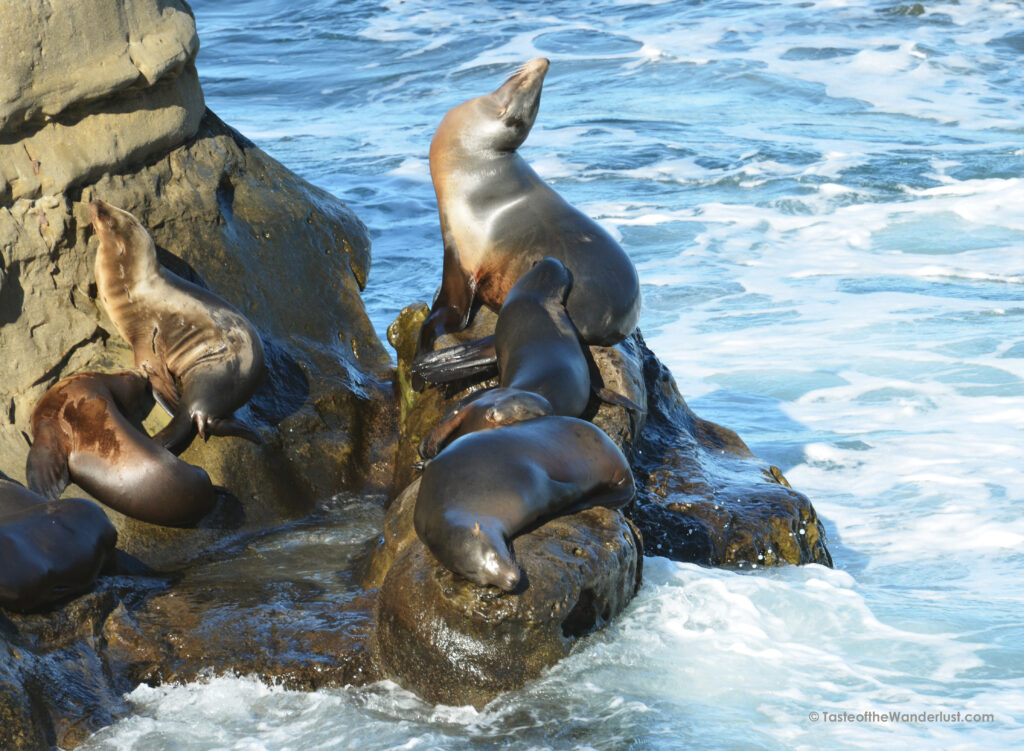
[25,438,70,501]
[411,335,498,384]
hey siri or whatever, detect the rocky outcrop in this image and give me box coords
[366,301,831,707]
[371,485,642,708]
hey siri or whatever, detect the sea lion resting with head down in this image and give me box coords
[27,370,216,526]
[0,471,116,612]
[90,199,266,453]
[418,258,591,458]
[413,58,641,373]
[414,416,635,591]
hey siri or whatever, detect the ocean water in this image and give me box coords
[81,0,1024,749]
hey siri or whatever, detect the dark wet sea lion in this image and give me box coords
[414,416,635,591]
[90,199,266,452]
[27,370,216,526]
[0,473,116,612]
[418,258,590,458]
[415,58,641,361]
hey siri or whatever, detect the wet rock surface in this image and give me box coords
[1,499,384,750]
[630,336,832,567]
[373,506,642,709]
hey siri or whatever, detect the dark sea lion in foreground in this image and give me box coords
[27,370,216,526]
[419,258,590,458]
[91,199,266,452]
[414,416,635,591]
[0,472,116,612]
[414,57,641,367]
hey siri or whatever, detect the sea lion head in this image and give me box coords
[445,520,522,592]
[516,257,573,304]
[433,57,550,158]
[481,388,553,427]
[89,199,158,278]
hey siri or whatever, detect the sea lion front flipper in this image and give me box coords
[418,392,486,460]
[594,386,646,414]
[153,409,196,454]
[25,435,70,501]
[417,239,477,357]
[204,415,263,445]
[411,335,498,385]
[141,359,180,416]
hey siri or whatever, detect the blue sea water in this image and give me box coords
[81,0,1024,749]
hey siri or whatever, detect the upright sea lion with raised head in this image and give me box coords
[0,471,116,612]
[90,200,266,452]
[414,58,641,369]
[418,257,590,458]
[414,416,636,591]
[27,370,216,526]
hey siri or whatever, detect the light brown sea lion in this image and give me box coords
[414,416,635,591]
[27,370,216,526]
[414,58,641,367]
[0,472,116,613]
[90,199,265,452]
[418,257,589,458]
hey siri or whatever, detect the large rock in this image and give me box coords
[0,0,203,203]
[630,337,832,567]
[374,504,642,708]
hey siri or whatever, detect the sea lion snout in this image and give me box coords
[89,199,113,229]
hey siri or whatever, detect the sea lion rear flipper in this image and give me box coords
[594,386,646,414]
[411,335,498,384]
[25,438,70,501]
[204,416,263,445]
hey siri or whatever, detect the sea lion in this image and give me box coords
[414,416,635,591]
[27,370,216,526]
[0,472,116,612]
[90,199,266,452]
[414,57,641,367]
[418,257,590,458]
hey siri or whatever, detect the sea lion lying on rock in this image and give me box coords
[0,472,116,612]
[27,370,216,526]
[414,416,635,591]
[418,258,590,457]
